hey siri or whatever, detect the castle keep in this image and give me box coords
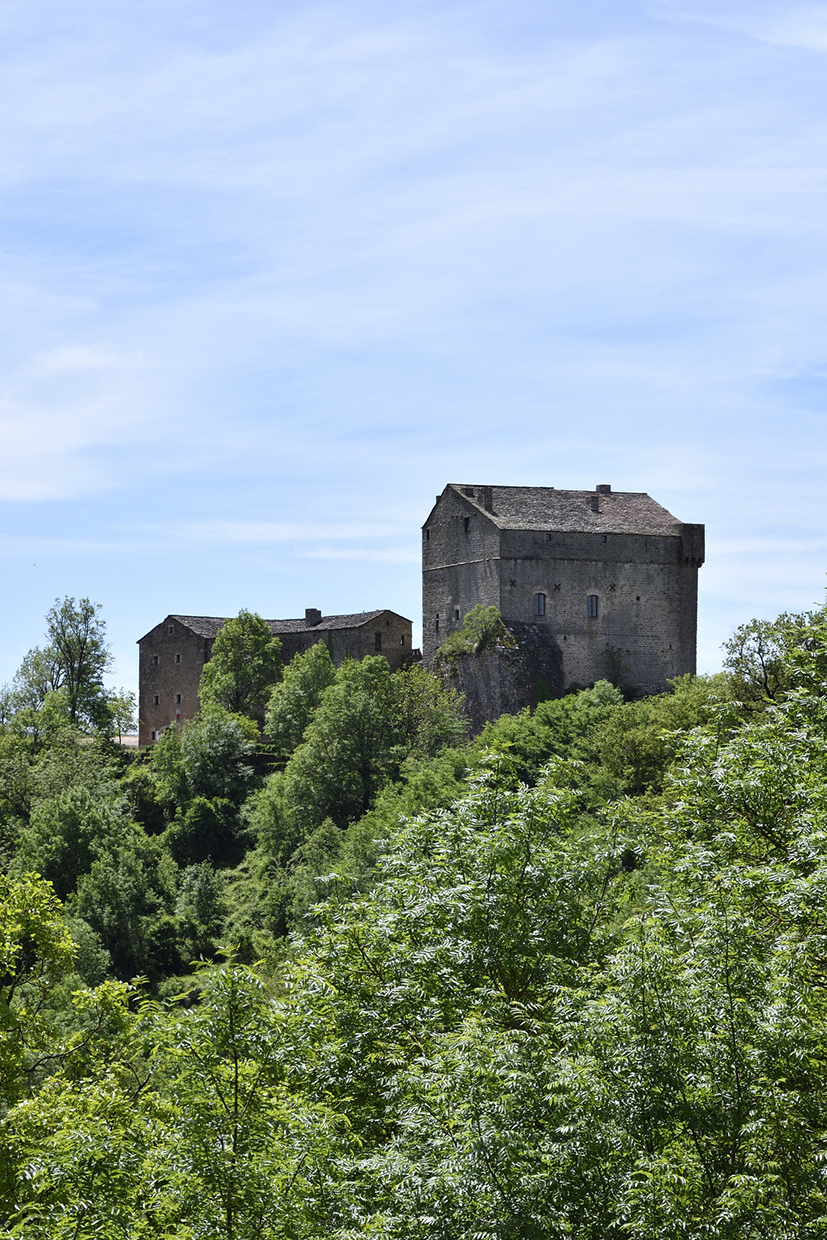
[422,484,703,706]
[138,608,412,747]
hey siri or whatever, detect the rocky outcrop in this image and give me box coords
[446,622,564,733]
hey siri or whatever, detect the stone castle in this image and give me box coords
[422,483,703,726]
[138,482,703,742]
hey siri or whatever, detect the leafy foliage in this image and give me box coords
[435,603,517,666]
[5,596,827,1233]
[265,640,336,762]
[199,609,283,726]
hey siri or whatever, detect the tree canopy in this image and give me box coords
[3,594,827,1234]
[199,609,283,726]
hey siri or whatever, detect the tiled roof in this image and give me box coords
[265,610,391,634]
[170,615,227,638]
[449,485,684,536]
[169,610,405,639]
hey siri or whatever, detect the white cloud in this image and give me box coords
[130,519,409,544]
[35,344,144,373]
[651,1,827,51]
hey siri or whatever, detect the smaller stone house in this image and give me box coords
[138,608,412,747]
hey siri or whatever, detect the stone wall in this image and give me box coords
[279,611,413,671]
[138,618,213,747]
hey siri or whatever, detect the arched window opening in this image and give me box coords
[587,595,599,618]
[533,592,546,617]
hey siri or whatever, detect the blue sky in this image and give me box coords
[2,0,827,694]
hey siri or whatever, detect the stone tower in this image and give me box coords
[422,483,703,704]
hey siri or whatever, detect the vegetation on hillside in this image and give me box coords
[1,598,826,1234]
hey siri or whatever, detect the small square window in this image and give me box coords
[545,532,552,541]
[168,624,174,634]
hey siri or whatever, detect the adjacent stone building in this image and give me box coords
[138,608,412,747]
[422,484,704,712]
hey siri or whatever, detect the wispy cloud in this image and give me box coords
[652,1,827,51]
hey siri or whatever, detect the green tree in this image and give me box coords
[42,597,112,728]
[252,657,407,871]
[722,610,813,706]
[6,965,349,1237]
[97,688,137,742]
[13,786,132,900]
[265,641,336,762]
[199,610,283,726]
[0,874,76,1107]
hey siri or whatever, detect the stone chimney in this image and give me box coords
[596,484,611,494]
[590,495,600,512]
[305,608,322,626]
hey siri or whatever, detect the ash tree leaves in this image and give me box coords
[0,873,76,1106]
[6,964,350,1239]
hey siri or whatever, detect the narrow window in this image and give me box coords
[153,694,160,707]
[435,617,439,633]
[152,654,159,665]
[587,595,599,618]
[176,693,182,705]
[602,535,607,543]
[533,592,546,617]
[175,653,181,664]
[168,624,174,634]
[400,635,405,646]
[544,532,552,541]
[425,528,430,541]
[453,607,460,621]
[374,632,382,651]
[463,517,470,534]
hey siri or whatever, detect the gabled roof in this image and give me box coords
[169,615,226,638]
[139,610,409,644]
[443,485,684,536]
[264,610,399,634]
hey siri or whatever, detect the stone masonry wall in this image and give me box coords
[138,618,213,747]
